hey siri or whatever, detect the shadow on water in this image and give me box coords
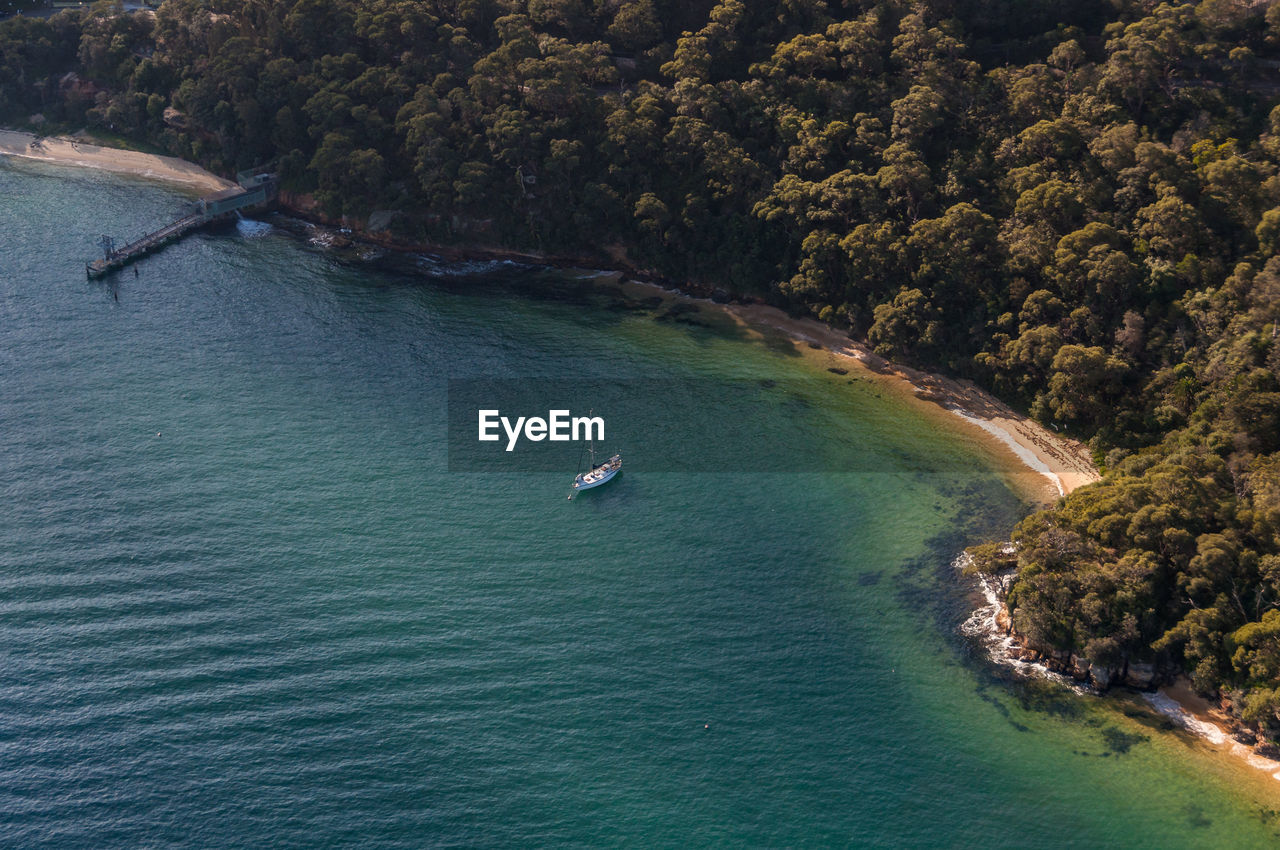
[972,682,1031,733]
[222,214,825,363]
[1100,726,1148,755]
[747,318,808,359]
[653,300,709,327]
[1185,804,1214,829]
[887,476,1163,752]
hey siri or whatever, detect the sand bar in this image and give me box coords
[0,128,234,194]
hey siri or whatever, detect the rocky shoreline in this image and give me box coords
[958,551,1280,780]
[275,189,685,293]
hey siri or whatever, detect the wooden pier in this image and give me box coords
[86,171,276,279]
[86,211,207,277]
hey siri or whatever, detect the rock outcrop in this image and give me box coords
[993,603,1167,692]
[1122,663,1157,689]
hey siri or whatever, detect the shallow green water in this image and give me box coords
[1,158,1276,847]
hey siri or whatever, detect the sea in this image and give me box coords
[2,158,1278,847]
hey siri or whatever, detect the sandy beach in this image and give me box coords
[730,302,1099,500]
[620,279,1099,505]
[0,128,234,194]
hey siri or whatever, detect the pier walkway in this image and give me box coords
[86,212,206,277]
[86,170,275,278]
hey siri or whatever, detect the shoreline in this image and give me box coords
[0,123,1097,505]
[1143,681,1280,783]
[961,557,1280,784]
[724,301,1100,502]
[0,128,235,194]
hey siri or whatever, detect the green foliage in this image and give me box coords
[963,541,1016,577]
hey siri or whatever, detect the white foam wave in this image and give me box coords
[415,255,525,276]
[1142,692,1280,779]
[308,228,338,247]
[1142,691,1229,744]
[954,552,1087,692]
[236,217,272,238]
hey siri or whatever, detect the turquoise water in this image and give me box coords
[2,159,1278,847]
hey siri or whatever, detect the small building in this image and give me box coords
[194,173,276,216]
[196,186,254,216]
[237,171,274,190]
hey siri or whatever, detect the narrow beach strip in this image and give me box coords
[0,128,234,193]
[621,279,1099,505]
[1144,687,1280,782]
[725,302,1100,502]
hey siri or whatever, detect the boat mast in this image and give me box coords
[587,408,596,467]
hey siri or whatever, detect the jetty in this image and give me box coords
[86,169,276,278]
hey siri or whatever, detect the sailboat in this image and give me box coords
[571,422,621,494]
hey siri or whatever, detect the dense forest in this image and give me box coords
[3,0,1280,733]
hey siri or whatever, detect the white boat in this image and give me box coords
[573,412,622,491]
[572,452,622,491]
[569,409,621,495]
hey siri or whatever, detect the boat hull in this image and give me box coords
[572,454,622,490]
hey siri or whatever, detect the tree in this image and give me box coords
[608,0,661,52]
[868,287,942,359]
[1033,344,1129,432]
